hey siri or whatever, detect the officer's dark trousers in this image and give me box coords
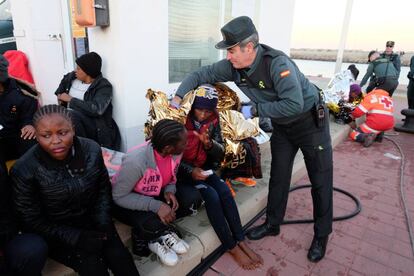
[267,110,333,238]
[367,77,398,96]
[377,78,398,97]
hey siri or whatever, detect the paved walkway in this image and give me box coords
[206,97,414,275]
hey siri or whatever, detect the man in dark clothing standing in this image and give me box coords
[407,55,414,109]
[380,41,401,78]
[171,16,333,262]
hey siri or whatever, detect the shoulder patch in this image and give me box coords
[280,70,290,78]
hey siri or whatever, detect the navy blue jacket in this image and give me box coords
[0,78,37,138]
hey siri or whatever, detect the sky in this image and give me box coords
[291,0,414,51]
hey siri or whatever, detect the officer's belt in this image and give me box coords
[271,108,313,126]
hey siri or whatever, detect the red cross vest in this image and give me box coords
[352,89,394,132]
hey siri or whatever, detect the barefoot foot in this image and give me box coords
[239,241,263,267]
[228,245,255,270]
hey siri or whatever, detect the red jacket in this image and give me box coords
[183,112,219,168]
[352,89,394,132]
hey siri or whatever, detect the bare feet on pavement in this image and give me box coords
[228,245,255,270]
[238,241,263,268]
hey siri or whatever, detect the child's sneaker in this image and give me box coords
[148,239,178,266]
[160,232,190,254]
[232,177,256,187]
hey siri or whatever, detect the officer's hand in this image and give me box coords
[157,203,175,224]
[21,125,36,140]
[241,105,253,119]
[191,167,208,181]
[169,96,182,109]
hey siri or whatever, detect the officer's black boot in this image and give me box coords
[307,235,329,262]
[131,229,150,257]
[246,220,280,240]
[363,133,376,147]
[375,131,384,143]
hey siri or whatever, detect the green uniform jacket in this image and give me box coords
[360,58,398,88]
[175,44,318,124]
[380,52,401,77]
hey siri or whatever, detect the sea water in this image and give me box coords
[293,59,410,85]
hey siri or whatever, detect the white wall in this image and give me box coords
[259,0,296,55]
[11,0,296,150]
[88,0,169,150]
[10,0,75,104]
[88,0,296,150]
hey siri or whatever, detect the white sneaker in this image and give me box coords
[160,232,190,254]
[148,240,178,266]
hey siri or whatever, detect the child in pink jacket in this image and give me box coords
[112,119,190,266]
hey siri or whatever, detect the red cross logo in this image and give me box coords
[380,97,393,109]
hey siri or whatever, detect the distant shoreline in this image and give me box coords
[290,48,412,66]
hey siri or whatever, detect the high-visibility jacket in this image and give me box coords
[351,89,394,133]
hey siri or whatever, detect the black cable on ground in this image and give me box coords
[384,134,414,259]
[188,185,361,276]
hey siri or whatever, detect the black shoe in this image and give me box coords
[307,236,328,262]
[246,221,280,240]
[375,132,384,143]
[363,133,376,147]
[131,230,150,257]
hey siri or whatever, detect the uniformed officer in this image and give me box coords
[171,16,333,262]
[380,41,401,77]
[360,50,399,95]
[0,54,37,183]
[406,55,414,109]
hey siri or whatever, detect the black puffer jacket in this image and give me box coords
[11,137,112,248]
[0,175,17,249]
[55,72,121,150]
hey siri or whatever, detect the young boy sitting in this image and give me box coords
[175,84,263,270]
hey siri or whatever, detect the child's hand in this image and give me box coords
[157,203,175,224]
[191,167,208,181]
[164,192,179,211]
[194,129,212,149]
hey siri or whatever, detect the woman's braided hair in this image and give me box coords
[151,119,185,152]
[33,104,73,127]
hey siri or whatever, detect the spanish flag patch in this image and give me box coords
[280,70,290,78]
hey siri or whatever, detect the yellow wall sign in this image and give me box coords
[69,0,86,38]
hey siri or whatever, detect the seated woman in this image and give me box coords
[112,119,191,267]
[55,52,121,150]
[175,84,263,270]
[11,105,139,276]
[1,171,47,276]
[0,54,37,177]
